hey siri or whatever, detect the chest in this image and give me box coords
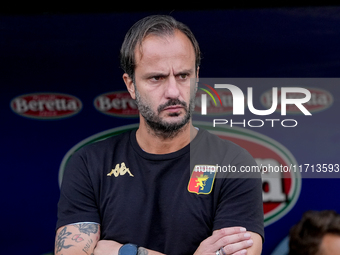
[97,156,220,249]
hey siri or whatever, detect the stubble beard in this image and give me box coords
[134,86,195,139]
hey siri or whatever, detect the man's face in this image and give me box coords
[126,30,198,136]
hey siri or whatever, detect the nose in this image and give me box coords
[164,75,180,99]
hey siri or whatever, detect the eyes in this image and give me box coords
[179,73,189,80]
[149,73,190,82]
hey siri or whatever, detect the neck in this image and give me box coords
[136,118,198,154]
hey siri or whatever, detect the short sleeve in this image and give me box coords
[213,148,264,241]
[56,148,100,230]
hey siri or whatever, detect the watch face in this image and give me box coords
[119,244,138,255]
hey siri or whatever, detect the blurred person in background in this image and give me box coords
[289,210,340,255]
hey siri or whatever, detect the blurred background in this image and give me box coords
[1,3,340,254]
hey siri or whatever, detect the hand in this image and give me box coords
[93,240,123,255]
[193,227,253,255]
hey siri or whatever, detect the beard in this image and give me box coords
[135,87,195,139]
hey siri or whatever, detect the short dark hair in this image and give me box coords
[120,15,201,79]
[289,210,340,255]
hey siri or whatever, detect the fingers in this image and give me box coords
[194,227,254,255]
[213,228,253,255]
[219,239,253,255]
[210,227,247,244]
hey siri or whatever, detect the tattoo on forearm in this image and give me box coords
[72,234,85,242]
[82,239,93,254]
[137,247,149,255]
[55,227,74,253]
[75,223,99,236]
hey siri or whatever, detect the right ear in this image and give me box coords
[123,73,136,99]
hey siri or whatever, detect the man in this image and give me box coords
[55,15,264,255]
[289,210,340,255]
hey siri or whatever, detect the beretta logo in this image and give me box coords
[94,91,138,118]
[59,122,301,226]
[10,92,82,120]
[261,87,333,114]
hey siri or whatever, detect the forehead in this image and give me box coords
[134,30,196,71]
[320,234,340,255]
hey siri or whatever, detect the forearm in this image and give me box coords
[134,247,165,255]
[138,247,164,255]
[245,232,262,255]
[55,223,100,255]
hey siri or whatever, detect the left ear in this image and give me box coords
[123,73,136,99]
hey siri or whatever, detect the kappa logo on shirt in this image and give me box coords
[187,165,216,195]
[107,162,134,177]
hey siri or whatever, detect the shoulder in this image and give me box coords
[76,130,132,156]
[61,130,134,182]
[197,128,244,148]
[194,128,253,162]
[64,130,133,170]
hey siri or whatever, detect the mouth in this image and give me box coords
[163,105,184,113]
[157,99,187,115]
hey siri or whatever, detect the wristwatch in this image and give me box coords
[118,243,139,255]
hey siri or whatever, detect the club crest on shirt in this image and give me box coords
[107,162,134,177]
[187,165,217,195]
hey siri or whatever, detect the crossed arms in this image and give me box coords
[55,223,262,255]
